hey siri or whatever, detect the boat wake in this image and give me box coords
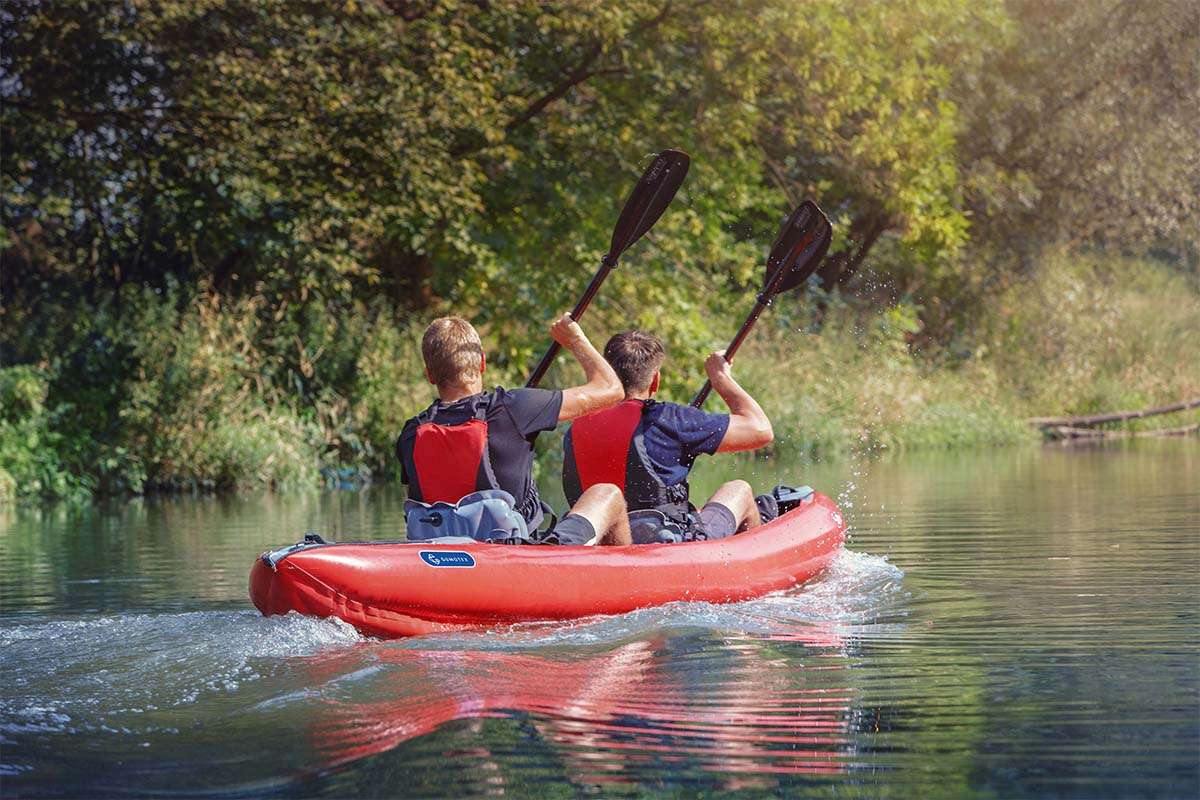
[1,547,904,792]
[1,547,902,737]
[408,547,908,650]
[0,611,362,738]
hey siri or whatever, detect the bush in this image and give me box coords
[729,252,1198,459]
[733,298,1034,461]
[2,289,330,500]
[0,365,94,503]
[346,319,432,479]
[113,290,324,492]
[980,252,1200,426]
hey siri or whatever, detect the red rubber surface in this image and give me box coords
[249,492,846,638]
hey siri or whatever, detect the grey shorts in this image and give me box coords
[693,502,738,540]
[547,513,596,545]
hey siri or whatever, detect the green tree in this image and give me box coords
[954,0,1200,265]
[749,0,1008,292]
[2,0,1196,500]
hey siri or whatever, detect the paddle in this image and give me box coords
[691,200,832,408]
[526,148,691,388]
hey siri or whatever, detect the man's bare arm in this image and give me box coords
[550,314,623,422]
[705,350,774,452]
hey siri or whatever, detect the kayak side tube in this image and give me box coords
[249,492,847,638]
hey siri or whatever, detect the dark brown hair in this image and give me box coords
[603,330,665,392]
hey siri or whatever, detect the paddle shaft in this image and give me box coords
[690,232,819,408]
[526,254,616,388]
[690,290,771,408]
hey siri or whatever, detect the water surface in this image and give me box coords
[2,441,1197,797]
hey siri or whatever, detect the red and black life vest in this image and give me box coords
[399,392,555,530]
[562,399,690,518]
[397,395,503,504]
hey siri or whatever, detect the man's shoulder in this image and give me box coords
[399,402,434,435]
[486,386,519,412]
[647,399,725,425]
[490,385,562,405]
[647,399,686,413]
[488,385,562,426]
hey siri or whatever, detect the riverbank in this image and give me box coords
[2,252,1197,504]
[740,252,1200,461]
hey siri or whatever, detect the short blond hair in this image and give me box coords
[421,316,484,388]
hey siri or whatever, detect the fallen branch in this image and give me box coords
[1029,397,1200,428]
[1046,422,1199,440]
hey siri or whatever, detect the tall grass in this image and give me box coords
[981,251,1200,422]
[734,252,1199,460]
[736,308,1033,462]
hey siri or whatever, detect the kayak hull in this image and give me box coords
[249,492,846,638]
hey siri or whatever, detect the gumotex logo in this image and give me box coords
[420,551,476,568]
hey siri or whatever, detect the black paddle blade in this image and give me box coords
[606,149,690,263]
[763,200,833,294]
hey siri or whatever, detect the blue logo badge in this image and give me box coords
[419,550,476,568]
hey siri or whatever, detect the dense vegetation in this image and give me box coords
[2,0,1197,502]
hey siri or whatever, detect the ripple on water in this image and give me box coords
[1,549,894,742]
[2,549,898,793]
[0,611,361,737]
[6,442,1199,797]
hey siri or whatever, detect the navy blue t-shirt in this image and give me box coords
[639,400,730,486]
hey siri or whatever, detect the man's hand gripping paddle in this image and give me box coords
[691,200,832,408]
[526,149,691,388]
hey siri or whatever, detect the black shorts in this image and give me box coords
[547,513,596,545]
[693,502,738,540]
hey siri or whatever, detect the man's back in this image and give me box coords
[562,398,728,510]
[398,387,561,527]
[563,329,774,540]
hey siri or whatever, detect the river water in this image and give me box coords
[2,441,1197,797]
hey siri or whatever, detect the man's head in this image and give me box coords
[603,330,665,396]
[421,316,485,390]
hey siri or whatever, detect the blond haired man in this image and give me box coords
[397,314,632,545]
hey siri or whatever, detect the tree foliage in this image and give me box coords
[955,0,1199,261]
[1,0,1196,499]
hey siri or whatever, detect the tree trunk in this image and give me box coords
[1029,397,1200,429]
[836,216,888,289]
[375,237,436,310]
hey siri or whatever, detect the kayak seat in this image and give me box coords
[773,485,815,514]
[757,485,815,523]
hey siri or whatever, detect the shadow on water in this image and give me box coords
[1,439,1197,796]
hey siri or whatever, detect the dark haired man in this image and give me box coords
[562,330,773,540]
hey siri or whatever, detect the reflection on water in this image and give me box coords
[304,632,853,787]
[1,440,1197,797]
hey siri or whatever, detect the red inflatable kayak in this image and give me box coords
[249,490,846,638]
